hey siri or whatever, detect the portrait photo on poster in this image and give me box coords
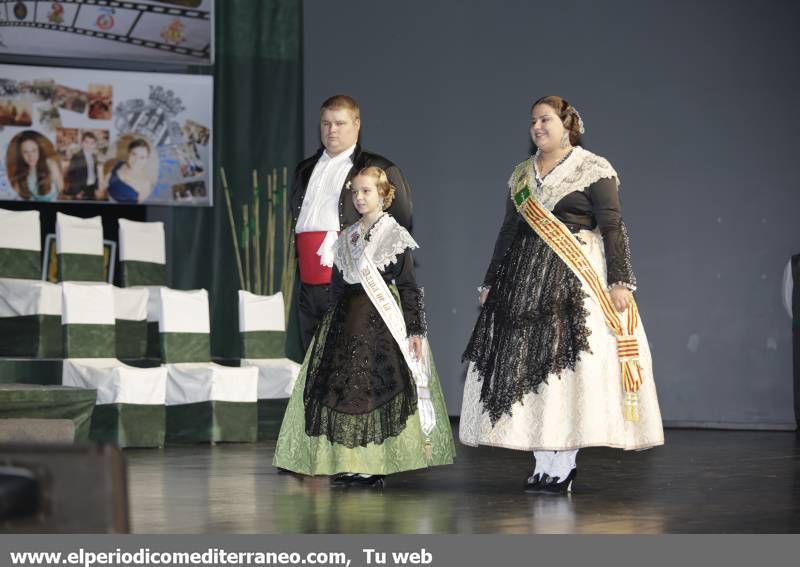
[5,129,63,202]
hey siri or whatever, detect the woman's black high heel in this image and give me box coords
[524,473,546,492]
[539,469,576,494]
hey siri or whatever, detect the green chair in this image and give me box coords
[113,287,148,359]
[55,212,104,283]
[61,282,167,448]
[0,209,62,357]
[238,290,300,439]
[159,288,258,444]
[118,219,166,287]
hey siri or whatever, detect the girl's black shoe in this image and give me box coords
[347,474,385,488]
[330,473,354,486]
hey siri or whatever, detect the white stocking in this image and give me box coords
[549,450,578,480]
[532,450,556,476]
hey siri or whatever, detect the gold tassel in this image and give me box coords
[623,391,640,422]
[423,438,432,462]
[618,334,643,422]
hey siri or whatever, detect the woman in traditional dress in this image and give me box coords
[460,95,663,493]
[274,166,454,487]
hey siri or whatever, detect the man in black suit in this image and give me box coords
[290,95,413,351]
[65,131,100,200]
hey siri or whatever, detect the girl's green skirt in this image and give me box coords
[273,310,455,476]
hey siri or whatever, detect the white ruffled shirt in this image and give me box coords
[295,144,355,267]
[295,144,356,234]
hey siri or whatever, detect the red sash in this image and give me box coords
[296,231,337,284]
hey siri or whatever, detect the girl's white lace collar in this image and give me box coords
[333,214,418,283]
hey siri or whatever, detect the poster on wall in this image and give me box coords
[0,63,213,206]
[0,0,213,65]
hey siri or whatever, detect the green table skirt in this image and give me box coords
[0,315,63,358]
[0,358,63,385]
[90,403,165,448]
[258,398,289,441]
[166,401,257,444]
[0,383,96,441]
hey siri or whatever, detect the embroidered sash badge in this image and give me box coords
[513,184,530,207]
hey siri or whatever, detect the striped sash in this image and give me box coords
[512,179,644,422]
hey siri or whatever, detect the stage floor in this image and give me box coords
[125,428,800,533]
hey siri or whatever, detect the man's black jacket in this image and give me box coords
[290,143,413,232]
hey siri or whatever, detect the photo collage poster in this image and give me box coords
[0,63,213,206]
[0,0,213,65]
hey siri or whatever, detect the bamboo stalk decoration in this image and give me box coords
[252,169,261,295]
[281,166,288,286]
[261,168,269,296]
[280,170,288,286]
[281,166,295,321]
[264,171,272,294]
[242,204,250,292]
[263,169,270,294]
[263,173,271,294]
[223,163,295,319]
[269,168,278,294]
[220,168,245,290]
[271,171,278,294]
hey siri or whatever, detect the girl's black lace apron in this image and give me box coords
[304,284,417,448]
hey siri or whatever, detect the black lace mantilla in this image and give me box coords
[463,222,591,424]
[304,285,417,448]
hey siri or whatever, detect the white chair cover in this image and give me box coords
[237,290,286,332]
[165,363,258,405]
[63,359,167,405]
[113,286,148,322]
[0,209,40,252]
[158,288,210,333]
[118,219,166,264]
[55,212,103,256]
[241,358,301,399]
[0,278,61,318]
[61,282,114,325]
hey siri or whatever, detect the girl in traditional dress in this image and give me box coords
[274,166,454,487]
[460,96,663,493]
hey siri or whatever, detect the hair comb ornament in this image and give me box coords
[567,105,586,134]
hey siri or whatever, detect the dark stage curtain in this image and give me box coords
[170,0,304,360]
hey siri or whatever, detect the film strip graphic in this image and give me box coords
[0,0,210,61]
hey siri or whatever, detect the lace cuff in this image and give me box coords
[609,281,637,292]
[401,287,428,337]
[604,221,637,289]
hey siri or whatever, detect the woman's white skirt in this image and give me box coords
[459,229,664,451]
